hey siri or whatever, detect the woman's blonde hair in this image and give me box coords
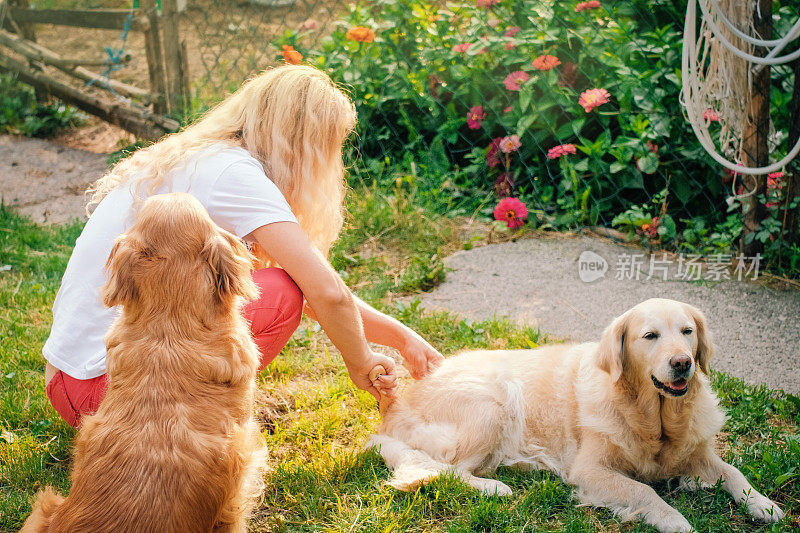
[88,65,357,260]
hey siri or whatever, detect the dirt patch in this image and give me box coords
[0,135,107,224]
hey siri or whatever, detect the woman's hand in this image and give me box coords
[346,350,398,401]
[398,329,444,379]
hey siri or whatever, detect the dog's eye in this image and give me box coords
[682,328,693,335]
[643,332,659,340]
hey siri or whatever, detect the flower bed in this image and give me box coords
[277,0,796,272]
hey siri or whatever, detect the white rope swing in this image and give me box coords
[680,0,800,177]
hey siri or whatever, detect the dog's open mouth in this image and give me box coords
[651,375,689,396]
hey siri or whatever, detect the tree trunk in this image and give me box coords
[739,0,772,256]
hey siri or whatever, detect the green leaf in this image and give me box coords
[636,153,659,174]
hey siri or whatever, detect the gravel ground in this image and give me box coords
[418,235,800,394]
[0,135,106,224]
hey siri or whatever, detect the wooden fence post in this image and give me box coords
[140,0,167,115]
[161,0,189,118]
[739,0,772,256]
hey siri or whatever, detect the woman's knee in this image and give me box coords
[249,268,303,319]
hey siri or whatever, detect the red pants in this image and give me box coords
[45,268,303,428]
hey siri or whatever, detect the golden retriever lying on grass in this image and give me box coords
[369,298,785,532]
[22,193,266,532]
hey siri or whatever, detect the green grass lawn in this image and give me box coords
[1,186,798,532]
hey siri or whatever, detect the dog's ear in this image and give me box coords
[102,236,139,307]
[684,303,713,374]
[596,312,630,383]
[201,231,259,302]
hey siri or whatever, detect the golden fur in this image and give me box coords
[22,193,266,533]
[369,298,785,532]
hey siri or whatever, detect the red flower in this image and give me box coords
[499,135,521,153]
[477,0,501,6]
[504,105,513,113]
[765,201,779,208]
[547,144,577,159]
[641,217,659,238]
[504,71,529,91]
[467,106,487,130]
[578,88,610,112]
[646,141,658,153]
[494,197,528,228]
[494,173,514,197]
[504,41,517,50]
[504,26,520,37]
[532,55,561,71]
[453,42,472,53]
[281,45,303,65]
[767,172,784,190]
[575,0,601,12]
[486,138,503,167]
[703,109,720,122]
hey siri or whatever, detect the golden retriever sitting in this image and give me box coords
[22,193,266,533]
[368,298,785,532]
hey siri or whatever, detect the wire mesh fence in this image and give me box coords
[2,0,798,274]
[182,0,797,272]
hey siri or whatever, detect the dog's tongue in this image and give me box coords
[669,379,688,390]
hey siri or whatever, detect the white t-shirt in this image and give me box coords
[43,144,298,379]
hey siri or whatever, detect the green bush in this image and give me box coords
[0,74,82,137]
[280,0,729,231]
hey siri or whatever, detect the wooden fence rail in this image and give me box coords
[0,1,188,139]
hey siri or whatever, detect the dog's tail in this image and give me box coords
[19,487,65,533]
[366,434,456,492]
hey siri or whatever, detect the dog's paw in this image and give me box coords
[675,476,713,492]
[387,467,440,492]
[746,495,785,523]
[647,507,694,533]
[468,476,513,497]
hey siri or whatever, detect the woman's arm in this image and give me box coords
[248,222,397,399]
[352,296,444,379]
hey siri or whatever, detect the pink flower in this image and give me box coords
[488,18,500,27]
[499,134,521,153]
[504,41,517,50]
[547,144,577,159]
[453,43,472,53]
[298,18,318,31]
[504,26,520,37]
[703,109,720,122]
[494,197,528,228]
[575,0,601,12]
[578,88,610,112]
[504,71,529,91]
[477,0,501,6]
[767,172,784,190]
[532,55,561,71]
[504,105,513,113]
[646,140,659,153]
[486,138,503,167]
[467,106,487,129]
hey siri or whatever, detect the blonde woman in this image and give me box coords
[43,65,443,428]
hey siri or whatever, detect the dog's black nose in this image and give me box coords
[669,354,692,372]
